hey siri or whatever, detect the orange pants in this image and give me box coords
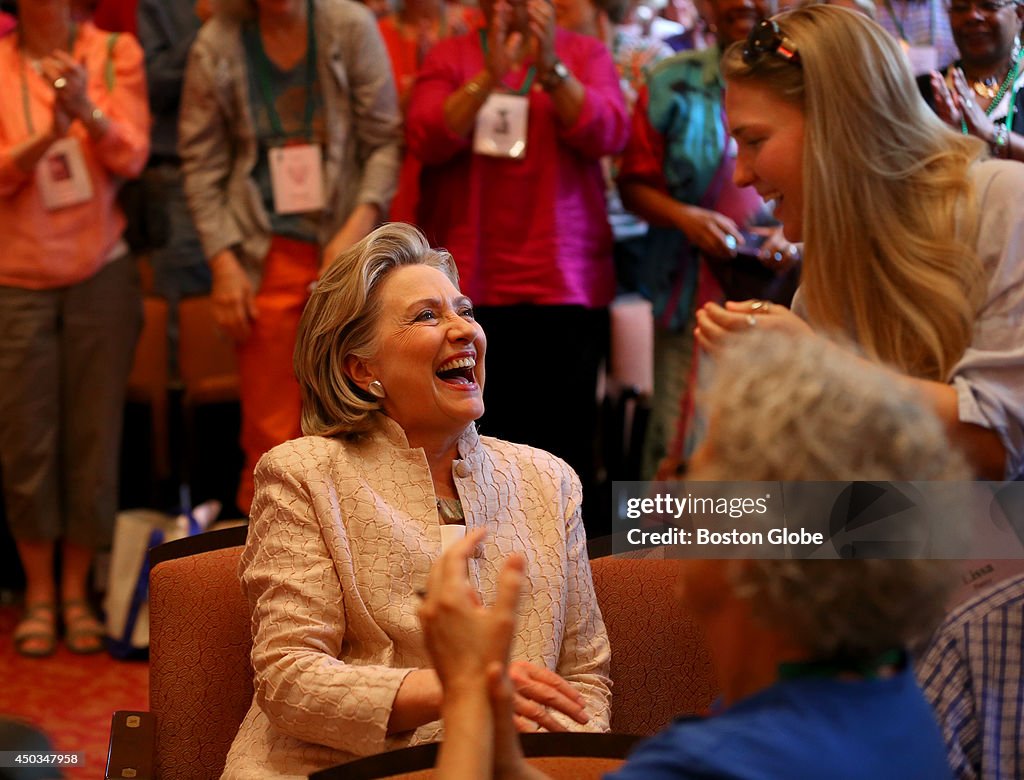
[236,236,319,513]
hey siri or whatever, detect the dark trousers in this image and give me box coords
[474,305,609,537]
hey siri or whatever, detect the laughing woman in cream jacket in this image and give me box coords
[222,224,611,780]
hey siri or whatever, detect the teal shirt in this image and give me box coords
[637,46,728,331]
[243,21,326,244]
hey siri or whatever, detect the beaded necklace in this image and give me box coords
[959,51,1020,136]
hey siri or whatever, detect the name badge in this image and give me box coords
[473,93,529,160]
[268,143,325,215]
[37,137,93,211]
[903,43,938,77]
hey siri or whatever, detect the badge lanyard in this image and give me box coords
[19,23,78,135]
[477,28,536,96]
[243,0,318,143]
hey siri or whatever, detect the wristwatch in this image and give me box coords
[540,59,570,91]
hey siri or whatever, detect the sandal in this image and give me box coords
[62,598,106,655]
[14,602,57,658]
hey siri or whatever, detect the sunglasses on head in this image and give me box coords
[743,19,802,66]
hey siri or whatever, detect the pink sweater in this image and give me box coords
[0,23,150,290]
[407,28,628,308]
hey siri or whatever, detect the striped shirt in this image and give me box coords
[917,574,1024,780]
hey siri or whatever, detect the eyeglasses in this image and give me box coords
[743,19,802,66]
[946,0,1017,15]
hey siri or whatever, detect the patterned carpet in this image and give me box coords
[0,604,149,780]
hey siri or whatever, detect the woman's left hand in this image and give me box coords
[526,0,557,73]
[695,299,812,356]
[507,660,589,732]
[41,51,93,123]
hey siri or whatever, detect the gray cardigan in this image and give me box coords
[178,0,401,278]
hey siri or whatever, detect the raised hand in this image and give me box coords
[485,0,527,81]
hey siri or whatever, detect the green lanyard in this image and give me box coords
[960,56,1020,137]
[243,0,318,141]
[477,28,536,96]
[777,648,906,682]
[18,23,78,136]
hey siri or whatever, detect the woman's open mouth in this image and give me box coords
[436,356,477,387]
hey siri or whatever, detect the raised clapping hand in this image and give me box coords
[694,299,812,356]
[485,0,527,81]
[419,528,591,734]
[525,0,557,73]
[930,68,998,143]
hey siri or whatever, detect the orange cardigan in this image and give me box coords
[0,22,150,290]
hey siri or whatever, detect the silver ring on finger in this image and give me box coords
[750,300,769,312]
[723,234,737,252]
[53,77,67,90]
[747,314,757,328]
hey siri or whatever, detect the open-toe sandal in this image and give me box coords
[14,602,57,658]
[62,598,106,655]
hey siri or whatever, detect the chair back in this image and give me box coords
[149,544,252,779]
[178,296,240,406]
[591,556,718,736]
[126,296,170,479]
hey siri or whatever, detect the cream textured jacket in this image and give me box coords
[222,417,611,779]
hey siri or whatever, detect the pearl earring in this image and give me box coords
[368,380,387,399]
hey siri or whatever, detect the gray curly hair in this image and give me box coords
[699,332,971,659]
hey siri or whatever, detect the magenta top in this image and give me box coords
[407,27,629,308]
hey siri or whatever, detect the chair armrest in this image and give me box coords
[105,710,155,779]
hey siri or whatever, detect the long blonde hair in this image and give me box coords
[722,6,987,380]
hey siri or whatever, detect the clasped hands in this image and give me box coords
[694,298,812,356]
[38,50,96,137]
[419,528,590,735]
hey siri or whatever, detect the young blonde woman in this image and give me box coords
[695,5,1024,480]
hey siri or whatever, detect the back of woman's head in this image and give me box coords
[697,331,972,481]
[294,223,459,438]
[699,331,967,658]
[722,6,987,382]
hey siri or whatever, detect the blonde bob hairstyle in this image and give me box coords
[698,331,970,659]
[721,6,987,382]
[294,223,460,438]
